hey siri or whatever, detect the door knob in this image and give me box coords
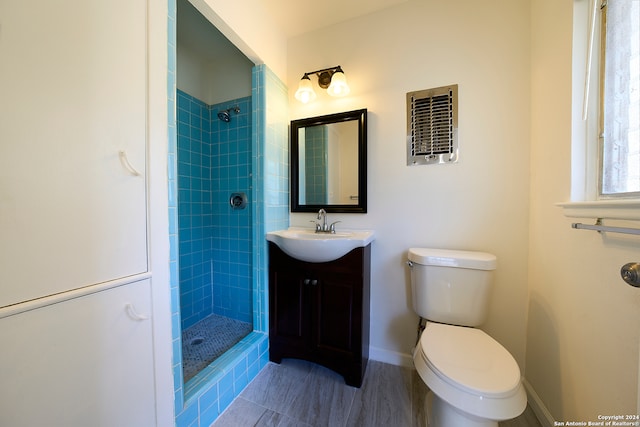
[620,263,640,287]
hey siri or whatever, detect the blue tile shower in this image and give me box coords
[170,0,288,416]
[177,90,253,368]
[171,65,288,427]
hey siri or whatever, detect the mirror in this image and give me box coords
[291,109,367,213]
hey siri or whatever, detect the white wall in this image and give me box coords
[189,0,288,82]
[288,0,531,368]
[176,0,254,105]
[148,0,174,424]
[177,40,253,105]
[527,0,640,421]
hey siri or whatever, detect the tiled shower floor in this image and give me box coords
[182,314,253,383]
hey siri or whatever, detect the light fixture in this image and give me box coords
[294,65,350,103]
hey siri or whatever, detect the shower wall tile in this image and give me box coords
[210,96,253,324]
[177,90,215,330]
[177,90,254,329]
[252,65,289,334]
[167,0,184,413]
[303,125,328,204]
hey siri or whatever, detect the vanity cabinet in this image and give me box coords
[268,242,371,387]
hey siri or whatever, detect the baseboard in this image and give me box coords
[369,346,414,368]
[523,378,555,427]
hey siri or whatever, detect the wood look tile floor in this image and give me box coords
[212,358,542,427]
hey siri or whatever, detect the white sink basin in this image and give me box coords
[266,227,375,263]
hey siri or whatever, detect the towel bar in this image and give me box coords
[571,219,640,236]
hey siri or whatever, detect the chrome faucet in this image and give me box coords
[317,209,327,232]
[315,208,340,233]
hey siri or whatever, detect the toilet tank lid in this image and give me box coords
[408,248,497,270]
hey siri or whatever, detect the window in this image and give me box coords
[559,0,640,219]
[599,0,640,198]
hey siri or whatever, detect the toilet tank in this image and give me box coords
[408,248,497,327]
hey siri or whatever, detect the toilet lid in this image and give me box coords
[420,323,521,397]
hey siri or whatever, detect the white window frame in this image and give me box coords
[559,0,640,220]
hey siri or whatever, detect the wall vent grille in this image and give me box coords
[407,84,458,165]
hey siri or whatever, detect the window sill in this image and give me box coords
[557,200,640,221]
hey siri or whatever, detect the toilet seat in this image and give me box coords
[413,322,527,421]
[420,323,521,398]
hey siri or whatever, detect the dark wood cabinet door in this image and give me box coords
[313,274,360,357]
[269,261,309,357]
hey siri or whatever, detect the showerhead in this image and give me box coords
[218,110,231,122]
[217,105,240,123]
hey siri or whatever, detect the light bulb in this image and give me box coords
[294,76,317,103]
[327,71,350,97]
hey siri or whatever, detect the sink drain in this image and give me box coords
[190,337,204,346]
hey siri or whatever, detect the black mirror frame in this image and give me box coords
[290,108,367,213]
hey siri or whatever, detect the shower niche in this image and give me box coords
[177,0,255,384]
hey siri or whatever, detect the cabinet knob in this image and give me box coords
[304,279,310,285]
[118,150,141,176]
[310,279,318,286]
[125,303,149,321]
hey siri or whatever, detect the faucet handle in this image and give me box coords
[329,221,341,233]
[310,220,321,232]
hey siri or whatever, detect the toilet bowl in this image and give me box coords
[413,322,526,426]
[408,248,526,426]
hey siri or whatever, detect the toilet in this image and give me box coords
[408,248,526,427]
